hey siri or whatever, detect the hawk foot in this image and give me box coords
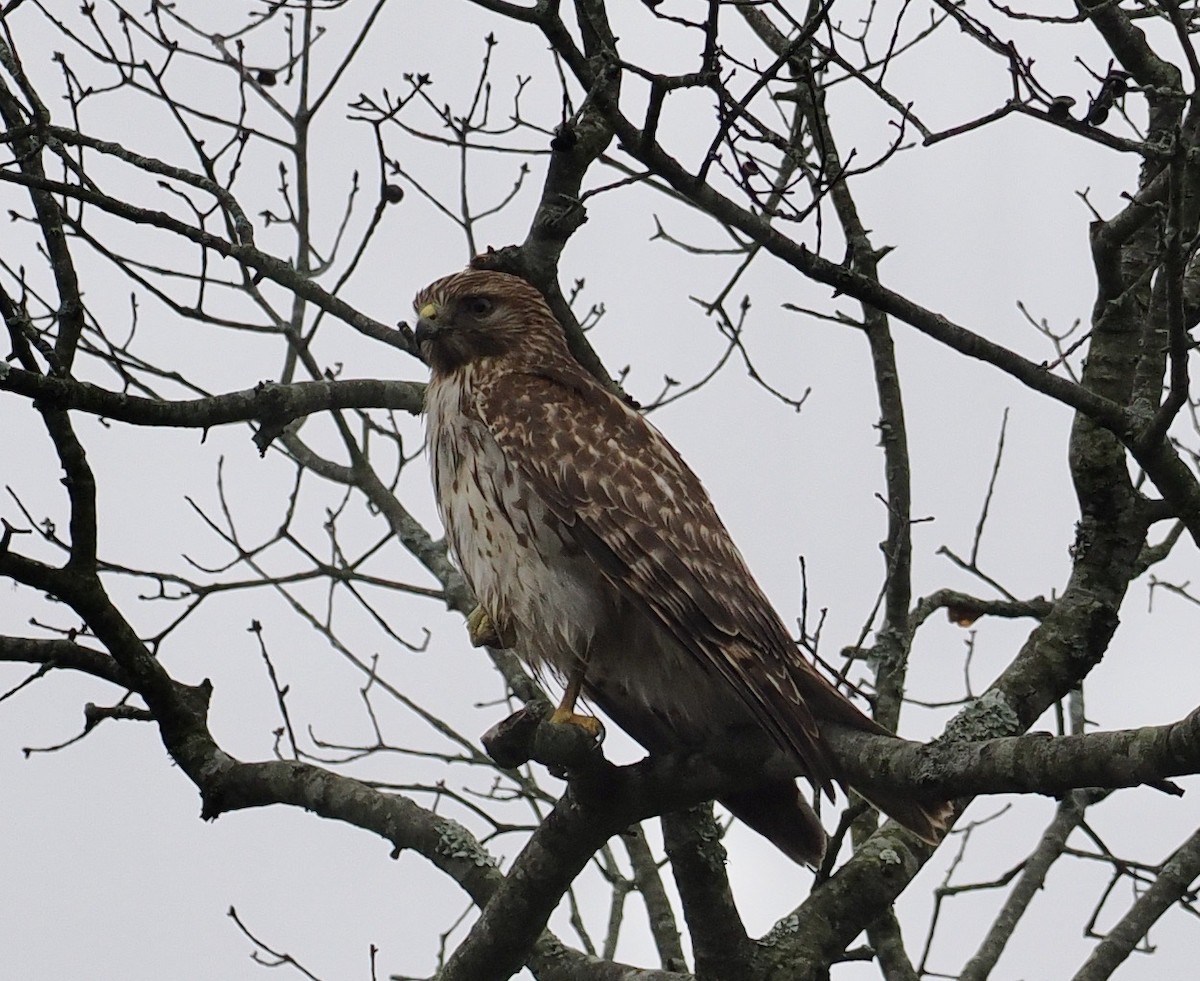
[547,707,605,743]
[466,606,515,649]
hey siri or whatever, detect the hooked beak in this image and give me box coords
[414,301,443,346]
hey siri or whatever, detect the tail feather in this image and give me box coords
[861,790,954,845]
[722,782,952,867]
[795,676,955,846]
[721,780,828,867]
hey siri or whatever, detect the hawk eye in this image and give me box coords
[464,296,494,318]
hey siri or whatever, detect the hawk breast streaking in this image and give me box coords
[414,268,949,865]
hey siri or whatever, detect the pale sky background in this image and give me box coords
[2,3,1197,979]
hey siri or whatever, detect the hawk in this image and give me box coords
[414,268,949,865]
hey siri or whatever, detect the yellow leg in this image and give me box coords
[548,657,603,739]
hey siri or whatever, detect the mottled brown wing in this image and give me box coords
[474,364,846,797]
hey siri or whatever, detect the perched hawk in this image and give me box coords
[414,268,949,865]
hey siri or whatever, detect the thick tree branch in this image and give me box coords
[825,710,1200,800]
[0,367,423,431]
[662,806,755,981]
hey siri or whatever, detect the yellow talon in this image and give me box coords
[547,707,604,740]
[466,606,515,649]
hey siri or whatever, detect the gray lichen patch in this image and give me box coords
[435,819,497,868]
[943,689,1021,743]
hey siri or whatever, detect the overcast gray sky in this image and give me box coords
[2,3,1197,979]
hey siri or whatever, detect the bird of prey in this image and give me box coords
[413,267,949,865]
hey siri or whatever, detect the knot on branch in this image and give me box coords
[532,192,588,242]
[470,245,527,281]
[250,380,300,454]
[550,122,578,152]
[174,677,214,718]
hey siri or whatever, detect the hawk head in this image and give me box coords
[413,269,565,376]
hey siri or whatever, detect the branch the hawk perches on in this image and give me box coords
[414,267,950,866]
